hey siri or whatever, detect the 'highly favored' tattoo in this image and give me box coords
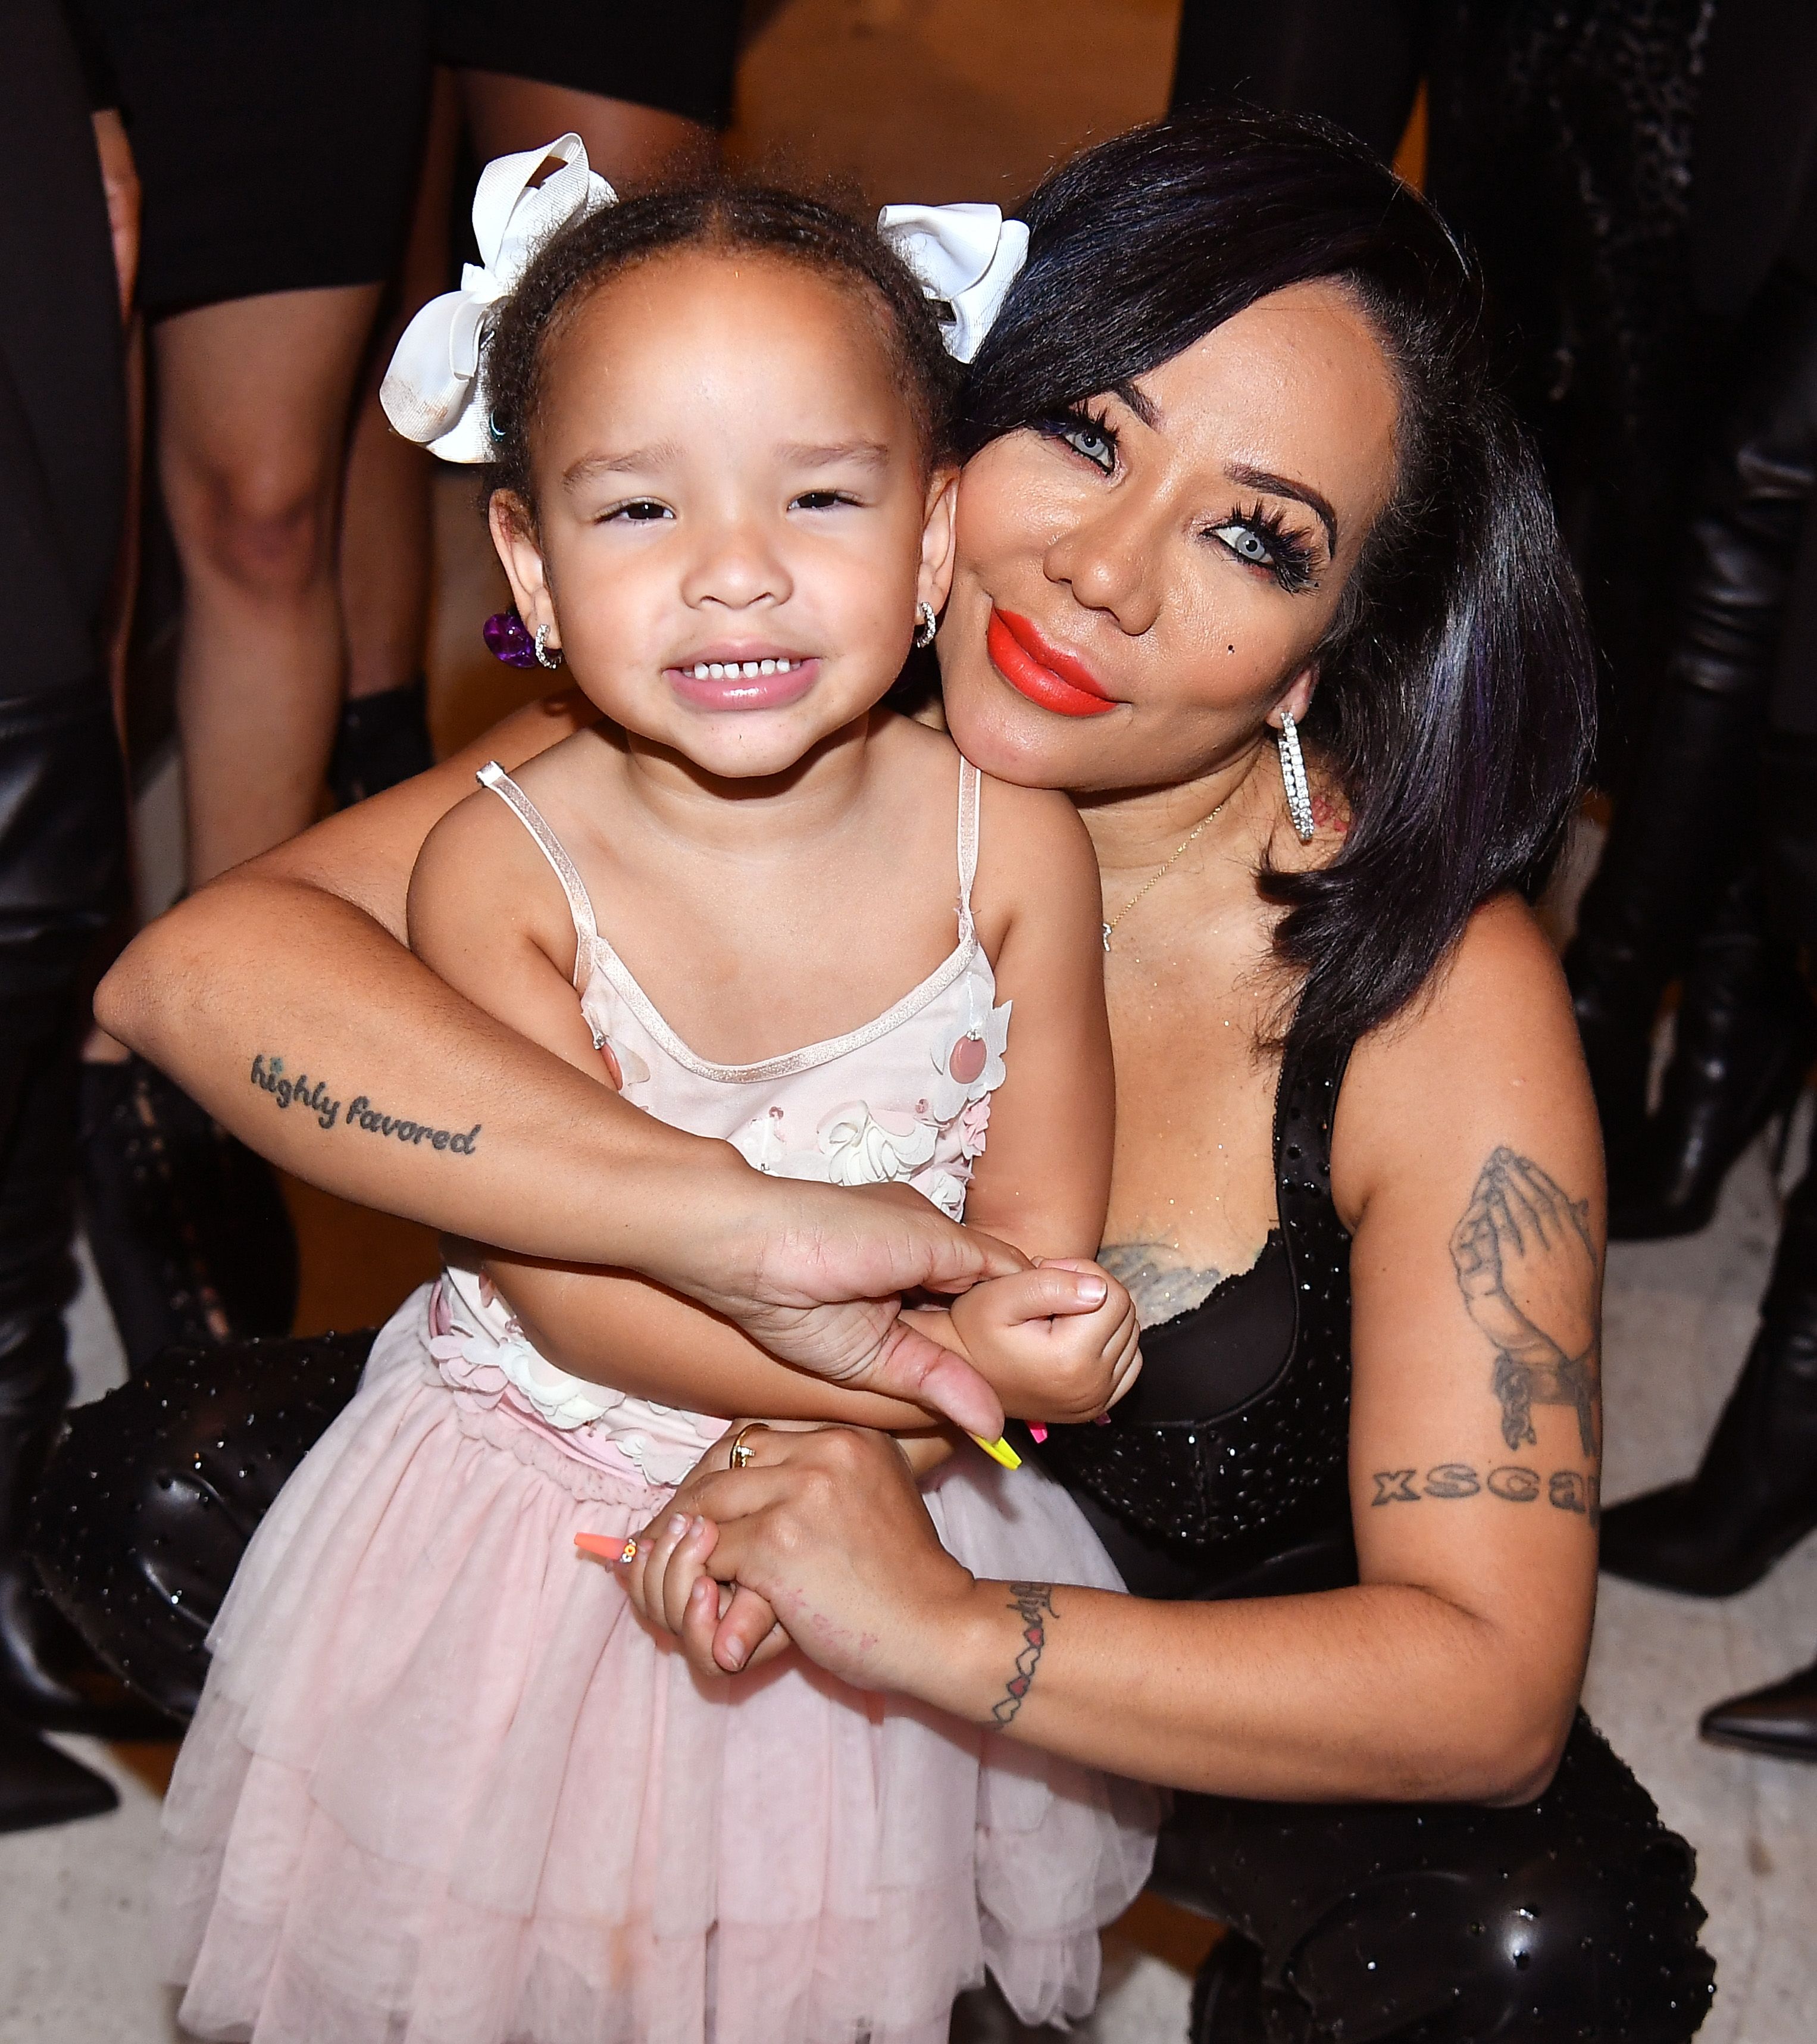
[250,1055,480,1155]
[1449,1147,1599,1455]
[992,1583,1056,1727]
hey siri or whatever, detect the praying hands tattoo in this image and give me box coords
[1449,1147,1599,1457]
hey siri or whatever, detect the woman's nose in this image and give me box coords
[1043,498,1163,636]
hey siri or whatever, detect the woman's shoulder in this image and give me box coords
[1330,893,1598,1227]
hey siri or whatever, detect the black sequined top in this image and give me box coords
[1034,1018,1359,1604]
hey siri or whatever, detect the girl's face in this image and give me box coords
[493,248,955,783]
[938,280,1400,796]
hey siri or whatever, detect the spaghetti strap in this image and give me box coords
[476,761,599,983]
[956,757,982,923]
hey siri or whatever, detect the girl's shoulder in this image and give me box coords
[407,726,623,964]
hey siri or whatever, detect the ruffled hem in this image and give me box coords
[161,1291,1159,2044]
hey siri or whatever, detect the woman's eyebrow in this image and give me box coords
[1226,462,1339,554]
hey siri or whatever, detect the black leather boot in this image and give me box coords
[1699,1651,1817,1760]
[0,1319,172,1734]
[77,1051,299,1374]
[0,1715,117,1834]
[1610,867,1817,1240]
[1564,679,1771,1201]
[327,673,435,808]
[1601,1167,1817,1593]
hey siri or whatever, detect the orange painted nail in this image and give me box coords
[576,1532,638,1563]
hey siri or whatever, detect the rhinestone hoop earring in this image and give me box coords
[912,601,937,649]
[533,622,564,671]
[1277,708,1315,843]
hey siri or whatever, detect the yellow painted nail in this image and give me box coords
[968,1432,1022,1471]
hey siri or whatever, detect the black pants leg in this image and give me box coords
[1157,1714,1715,2041]
[36,1333,1716,2039]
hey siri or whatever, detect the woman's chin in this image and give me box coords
[942,672,1112,792]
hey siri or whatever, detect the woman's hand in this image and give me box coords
[619,1426,978,1688]
[939,1259,1142,1424]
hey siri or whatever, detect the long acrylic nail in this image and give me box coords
[968,1432,1022,1470]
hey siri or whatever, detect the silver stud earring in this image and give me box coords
[912,600,937,649]
[1277,708,1315,842]
[533,621,564,671]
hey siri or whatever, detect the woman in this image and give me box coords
[46,112,1712,2040]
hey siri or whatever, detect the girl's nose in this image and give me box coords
[680,513,793,611]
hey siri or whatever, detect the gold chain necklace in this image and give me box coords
[1101,795,1230,952]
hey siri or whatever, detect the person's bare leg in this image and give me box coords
[157,283,381,882]
[341,69,460,709]
[459,73,714,185]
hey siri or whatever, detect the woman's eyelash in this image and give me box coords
[1208,501,1320,593]
[1046,406,1119,472]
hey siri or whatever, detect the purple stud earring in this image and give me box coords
[483,610,540,669]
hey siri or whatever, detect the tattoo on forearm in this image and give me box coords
[1099,1242,1225,1326]
[1449,1146,1599,1455]
[1371,1461,1599,1523]
[250,1054,480,1155]
[992,1582,1056,1727]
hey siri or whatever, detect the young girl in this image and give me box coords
[158,143,1155,2044]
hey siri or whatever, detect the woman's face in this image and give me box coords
[938,280,1400,796]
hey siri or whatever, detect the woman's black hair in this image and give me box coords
[481,179,958,518]
[965,108,1596,1057]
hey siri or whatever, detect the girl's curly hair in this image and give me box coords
[480,179,959,519]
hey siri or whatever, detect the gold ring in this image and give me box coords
[728,1423,765,1470]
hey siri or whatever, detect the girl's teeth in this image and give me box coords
[684,658,800,679]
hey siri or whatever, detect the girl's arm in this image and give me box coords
[949,776,1115,1259]
[646,900,1602,1803]
[93,694,1021,1429]
[406,786,996,1432]
[398,760,1128,1431]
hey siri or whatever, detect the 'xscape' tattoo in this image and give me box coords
[1370,1461,1597,1522]
[1449,1147,1599,1455]
[992,1583,1056,1727]
[251,1054,480,1155]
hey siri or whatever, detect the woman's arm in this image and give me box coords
[94,692,1022,1429]
[639,899,1601,1803]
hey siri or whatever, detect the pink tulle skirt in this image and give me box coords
[158,1287,1159,2044]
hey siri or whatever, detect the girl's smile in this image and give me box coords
[667,652,820,712]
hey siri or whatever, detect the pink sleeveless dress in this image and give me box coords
[158,756,1158,2044]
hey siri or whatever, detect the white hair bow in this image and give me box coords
[381,133,615,464]
[877,202,1030,362]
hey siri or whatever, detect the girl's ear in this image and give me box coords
[917,468,960,615]
[489,491,558,644]
[1266,664,1318,731]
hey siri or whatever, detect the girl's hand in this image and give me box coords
[939,1259,1142,1424]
